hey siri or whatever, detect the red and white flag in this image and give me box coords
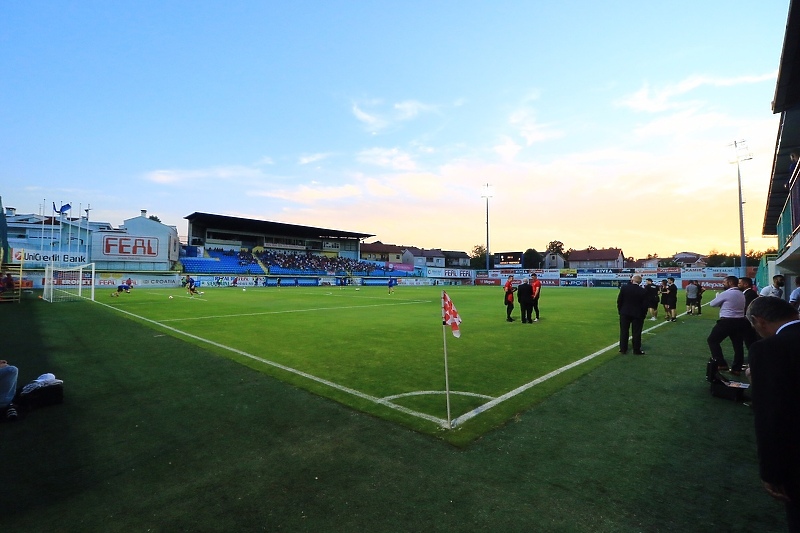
[442,291,461,338]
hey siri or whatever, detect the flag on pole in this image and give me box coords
[442,291,461,338]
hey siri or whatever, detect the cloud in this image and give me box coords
[493,136,522,161]
[352,103,388,132]
[508,108,563,146]
[351,98,437,133]
[356,147,417,170]
[142,166,266,185]
[617,71,777,113]
[298,153,331,165]
[253,183,362,204]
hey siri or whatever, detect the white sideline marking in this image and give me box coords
[382,390,495,401]
[93,298,689,430]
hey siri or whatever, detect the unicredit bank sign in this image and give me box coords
[102,235,159,257]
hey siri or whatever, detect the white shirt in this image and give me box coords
[709,287,746,318]
[760,285,784,298]
[789,287,800,306]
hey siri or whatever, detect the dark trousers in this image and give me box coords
[506,303,514,319]
[532,297,540,319]
[619,314,644,352]
[707,317,748,369]
[520,303,533,323]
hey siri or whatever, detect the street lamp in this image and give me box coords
[730,140,752,277]
[481,183,493,271]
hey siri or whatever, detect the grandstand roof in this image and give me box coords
[184,212,374,240]
[764,1,800,235]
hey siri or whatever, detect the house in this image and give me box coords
[672,252,706,268]
[543,251,565,270]
[442,250,471,268]
[359,241,405,264]
[568,248,625,269]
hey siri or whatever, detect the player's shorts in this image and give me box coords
[686,297,698,306]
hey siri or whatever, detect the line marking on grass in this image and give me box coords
[448,313,683,427]
[92,298,690,430]
[92,299,449,428]
[159,300,432,322]
[382,390,495,401]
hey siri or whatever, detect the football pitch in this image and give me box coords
[100,284,669,444]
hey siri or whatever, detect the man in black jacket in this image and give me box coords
[517,278,534,324]
[617,275,648,355]
[747,296,800,532]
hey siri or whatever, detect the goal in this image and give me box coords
[43,263,96,302]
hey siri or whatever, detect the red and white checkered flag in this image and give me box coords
[442,291,461,338]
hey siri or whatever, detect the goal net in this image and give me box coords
[43,263,96,302]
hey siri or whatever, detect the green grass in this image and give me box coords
[1,291,786,532]
[96,285,629,444]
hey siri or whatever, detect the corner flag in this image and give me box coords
[442,291,461,338]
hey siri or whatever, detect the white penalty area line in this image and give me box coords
[91,299,449,428]
[159,300,431,322]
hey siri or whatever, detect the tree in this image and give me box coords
[148,215,161,223]
[523,248,543,269]
[470,244,488,269]
[658,258,680,267]
[546,240,565,255]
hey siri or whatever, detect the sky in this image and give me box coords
[0,1,792,260]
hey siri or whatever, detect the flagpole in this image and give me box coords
[441,291,452,429]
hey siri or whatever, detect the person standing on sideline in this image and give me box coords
[503,275,517,322]
[531,273,543,322]
[617,275,648,355]
[387,278,396,295]
[738,276,761,349]
[746,296,800,532]
[644,278,660,321]
[517,277,534,324]
[761,274,786,298]
[659,280,671,319]
[696,281,706,315]
[685,280,699,315]
[666,277,679,321]
[707,275,748,374]
[789,276,800,309]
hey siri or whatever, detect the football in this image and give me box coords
[243,288,246,292]
[169,295,173,299]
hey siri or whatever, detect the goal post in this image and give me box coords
[43,263,96,302]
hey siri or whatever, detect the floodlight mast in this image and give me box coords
[731,140,752,277]
[481,184,493,272]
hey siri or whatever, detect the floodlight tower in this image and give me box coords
[731,140,752,277]
[481,183,493,271]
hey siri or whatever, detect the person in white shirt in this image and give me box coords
[760,274,786,298]
[789,276,800,310]
[707,276,748,374]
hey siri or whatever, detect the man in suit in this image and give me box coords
[517,278,534,324]
[747,296,800,532]
[617,274,648,355]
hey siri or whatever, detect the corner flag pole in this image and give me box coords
[441,294,453,429]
